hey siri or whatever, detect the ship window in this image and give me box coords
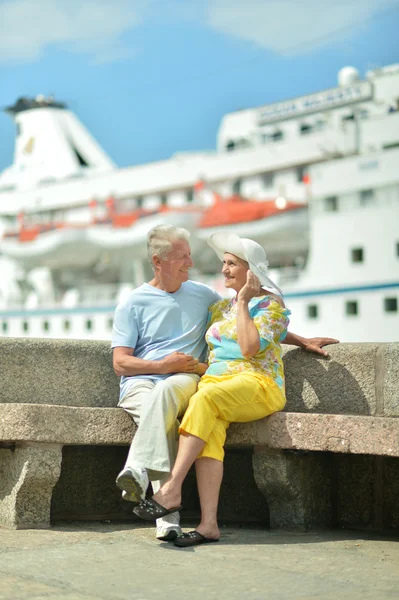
[86,319,93,331]
[307,305,318,319]
[108,318,114,330]
[64,320,71,332]
[262,173,274,188]
[360,189,374,206]
[43,320,50,332]
[160,194,167,206]
[23,321,29,332]
[342,113,355,121]
[16,123,21,136]
[346,301,358,316]
[300,123,312,135]
[272,130,283,142]
[186,189,194,203]
[226,140,235,152]
[351,248,364,263]
[384,297,398,313]
[396,241,399,257]
[232,179,242,195]
[2,321,8,333]
[324,196,338,212]
[261,133,270,144]
[136,196,143,208]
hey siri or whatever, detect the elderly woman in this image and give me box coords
[133,232,291,546]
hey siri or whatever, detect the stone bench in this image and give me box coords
[1,403,398,529]
[0,339,398,530]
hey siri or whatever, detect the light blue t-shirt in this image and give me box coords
[111,281,221,398]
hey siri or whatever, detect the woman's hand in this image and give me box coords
[283,333,339,357]
[195,362,208,376]
[237,270,261,303]
[302,337,340,357]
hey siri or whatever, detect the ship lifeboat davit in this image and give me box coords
[194,195,308,269]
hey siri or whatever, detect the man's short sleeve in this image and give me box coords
[111,303,138,349]
[211,289,222,304]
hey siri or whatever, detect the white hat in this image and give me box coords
[207,232,283,296]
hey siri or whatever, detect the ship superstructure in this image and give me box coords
[0,65,398,341]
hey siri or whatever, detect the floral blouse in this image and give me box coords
[205,295,291,390]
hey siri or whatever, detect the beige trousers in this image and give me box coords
[118,374,200,487]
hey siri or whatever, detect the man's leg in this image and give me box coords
[118,374,199,539]
[117,379,155,502]
[152,477,181,541]
[126,373,199,480]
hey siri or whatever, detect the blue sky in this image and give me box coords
[0,0,399,173]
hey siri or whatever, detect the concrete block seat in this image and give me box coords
[0,339,398,530]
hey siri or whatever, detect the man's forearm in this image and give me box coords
[283,331,306,347]
[114,354,164,377]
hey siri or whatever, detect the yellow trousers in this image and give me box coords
[179,372,286,462]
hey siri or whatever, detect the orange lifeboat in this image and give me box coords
[111,211,140,228]
[19,226,41,242]
[199,194,303,228]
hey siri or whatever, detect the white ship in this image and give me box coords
[0,65,398,342]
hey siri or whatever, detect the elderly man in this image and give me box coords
[112,224,337,541]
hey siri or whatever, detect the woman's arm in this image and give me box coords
[236,271,262,358]
[283,332,339,357]
[236,298,261,357]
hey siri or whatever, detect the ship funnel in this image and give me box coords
[1,96,115,189]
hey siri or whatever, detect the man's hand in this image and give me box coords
[160,352,199,374]
[302,337,340,357]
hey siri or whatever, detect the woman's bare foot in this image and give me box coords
[153,484,181,511]
[195,521,220,540]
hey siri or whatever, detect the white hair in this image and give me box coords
[147,224,190,267]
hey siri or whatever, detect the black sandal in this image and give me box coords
[133,498,182,521]
[174,530,219,547]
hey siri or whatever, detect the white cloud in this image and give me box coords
[1,0,397,66]
[206,0,399,55]
[0,0,148,65]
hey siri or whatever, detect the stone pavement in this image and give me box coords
[0,523,398,600]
